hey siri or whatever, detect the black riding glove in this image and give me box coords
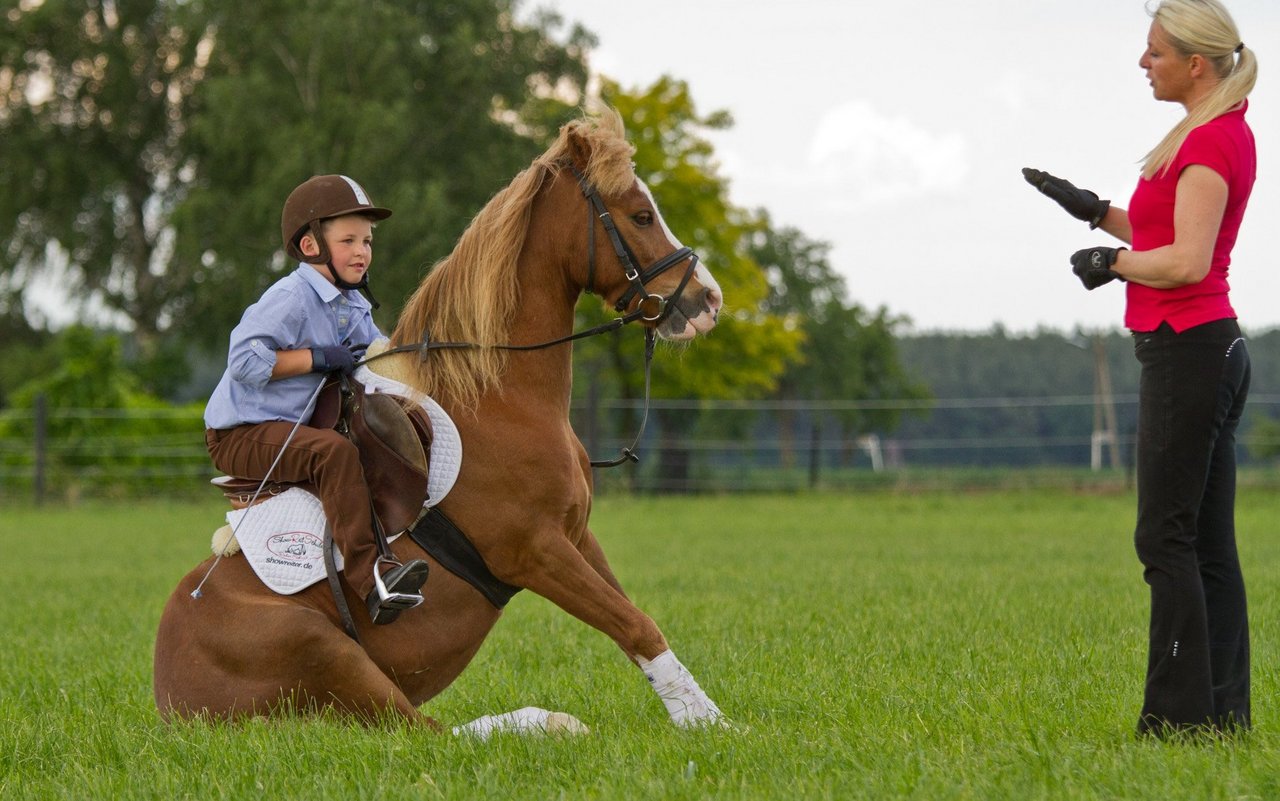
[1023,168,1111,229]
[1070,247,1127,290]
[310,344,357,375]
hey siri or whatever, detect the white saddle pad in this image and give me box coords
[226,488,338,594]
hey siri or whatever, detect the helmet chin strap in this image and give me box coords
[305,221,380,309]
[323,260,380,310]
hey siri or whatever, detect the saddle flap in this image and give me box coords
[349,389,432,535]
[361,391,430,475]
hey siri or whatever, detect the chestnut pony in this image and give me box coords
[153,111,726,733]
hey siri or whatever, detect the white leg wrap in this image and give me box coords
[637,649,724,727]
[452,706,588,739]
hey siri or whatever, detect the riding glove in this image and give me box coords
[1070,247,1127,290]
[310,345,357,375]
[1023,168,1110,229]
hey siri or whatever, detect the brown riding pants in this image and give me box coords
[206,423,380,599]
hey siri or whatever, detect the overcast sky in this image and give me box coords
[525,0,1279,334]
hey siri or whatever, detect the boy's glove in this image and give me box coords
[1022,168,1110,229]
[310,345,357,375]
[1070,247,1126,290]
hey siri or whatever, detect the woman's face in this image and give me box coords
[1139,21,1195,104]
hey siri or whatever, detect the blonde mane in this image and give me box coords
[389,110,636,408]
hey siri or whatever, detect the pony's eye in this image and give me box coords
[632,210,654,227]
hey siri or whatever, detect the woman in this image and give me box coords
[1024,0,1257,737]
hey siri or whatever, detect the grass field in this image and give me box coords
[3,489,1280,800]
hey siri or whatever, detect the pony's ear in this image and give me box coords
[565,123,593,172]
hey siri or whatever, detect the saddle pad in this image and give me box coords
[226,487,339,595]
[354,364,462,507]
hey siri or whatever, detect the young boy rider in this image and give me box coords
[203,174,429,625]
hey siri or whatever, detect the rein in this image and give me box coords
[361,165,699,469]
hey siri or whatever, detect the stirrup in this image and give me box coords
[367,556,427,625]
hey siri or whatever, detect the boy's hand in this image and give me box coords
[310,345,357,375]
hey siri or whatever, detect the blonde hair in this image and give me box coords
[1143,0,1256,178]
[390,110,635,408]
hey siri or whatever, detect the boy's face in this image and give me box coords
[301,214,375,286]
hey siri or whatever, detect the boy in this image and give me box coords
[204,174,428,625]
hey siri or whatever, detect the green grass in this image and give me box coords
[3,490,1280,800]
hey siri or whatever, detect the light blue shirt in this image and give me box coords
[204,265,382,429]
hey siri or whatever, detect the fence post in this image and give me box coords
[808,417,820,489]
[34,392,47,506]
[585,375,599,466]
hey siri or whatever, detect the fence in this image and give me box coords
[5,393,1280,502]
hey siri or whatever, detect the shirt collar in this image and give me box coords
[294,263,362,306]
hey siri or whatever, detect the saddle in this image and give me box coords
[214,376,433,537]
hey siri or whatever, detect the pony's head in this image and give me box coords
[556,111,722,342]
[390,110,722,407]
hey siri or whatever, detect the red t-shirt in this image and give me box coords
[1124,102,1256,332]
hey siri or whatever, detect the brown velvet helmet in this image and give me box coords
[280,175,392,264]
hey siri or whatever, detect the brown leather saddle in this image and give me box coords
[213,376,433,537]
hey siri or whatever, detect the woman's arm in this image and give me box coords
[1096,204,1133,244]
[1112,165,1227,289]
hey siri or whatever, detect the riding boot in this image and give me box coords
[366,558,430,625]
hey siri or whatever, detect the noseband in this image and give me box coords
[570,164,700,325]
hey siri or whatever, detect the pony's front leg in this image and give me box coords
[636,649,725,727]
[518,530,726,727]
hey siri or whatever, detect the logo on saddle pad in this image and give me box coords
[265,531,325,569]
[226,488,339,594]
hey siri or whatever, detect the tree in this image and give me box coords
[573,77,803,489]
[172,0,593,347]
[751,218,929,467]
[1,0,592,382]
[0,0,212,347]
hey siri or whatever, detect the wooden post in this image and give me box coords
[1092,335,1121,470]
[808,417,820,489]
[34,392,47,506]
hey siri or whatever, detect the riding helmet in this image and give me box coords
[280,174,392,265]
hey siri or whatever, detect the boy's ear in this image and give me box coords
[299,232,321,257]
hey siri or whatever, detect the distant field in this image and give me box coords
[3,490,1279,800]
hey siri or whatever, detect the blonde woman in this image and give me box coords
[1024,0,1257,737]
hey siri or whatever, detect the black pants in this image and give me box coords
[1132,318,1251,734]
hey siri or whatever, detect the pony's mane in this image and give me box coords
[389,110,635,408]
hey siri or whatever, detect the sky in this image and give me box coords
[524,0,1280,334]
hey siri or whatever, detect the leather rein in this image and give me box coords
[362,164,701,468]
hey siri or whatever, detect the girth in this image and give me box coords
[407,508,521,609]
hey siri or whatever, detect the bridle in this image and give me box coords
[572,164,700,324]
[362,162,703,468]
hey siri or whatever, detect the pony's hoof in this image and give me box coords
[544,711,589,735]
[453,706,589,739]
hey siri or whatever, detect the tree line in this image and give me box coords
[891,325,1280,467]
